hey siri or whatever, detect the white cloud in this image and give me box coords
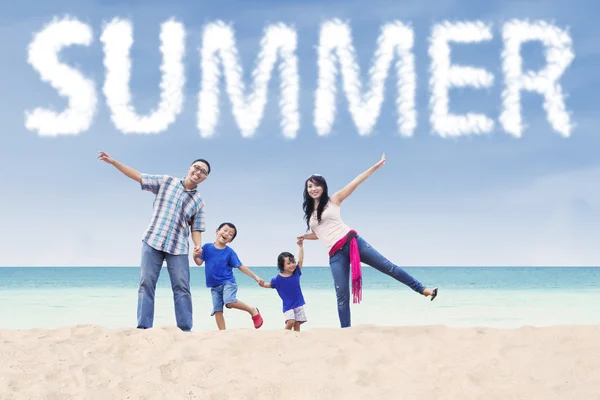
[197,21,299,139]
[314,19,416,137]
[24,16,97,136]
[428,21,495,137]
[100,17,185,134]
[500,19,575,138]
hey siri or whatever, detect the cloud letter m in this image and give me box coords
[314,19,416,137]
[197,22,300,139]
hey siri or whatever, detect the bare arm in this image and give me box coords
[239,265,261,283]
[191,202,205,258]
[299,230,318,241]
[191,231,202,253]
[98,152,142,184]
[193,256,204,266]
[330,153,386,205]
[259,281,272,288]
[112,160,142,183]
[193,246,204,266]
[297,241,304,270]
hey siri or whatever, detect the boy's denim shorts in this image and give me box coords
[210,281,238,315]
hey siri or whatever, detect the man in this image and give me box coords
[98,151,209,332]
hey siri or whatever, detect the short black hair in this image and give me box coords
[277,251,295,272]
[191,158,211,175]
[217,222,237,241]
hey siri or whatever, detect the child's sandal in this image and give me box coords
[252,308,264,329]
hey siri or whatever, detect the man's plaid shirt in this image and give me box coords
[140,173,206,255]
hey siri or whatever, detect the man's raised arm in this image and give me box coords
[98,151,142,184]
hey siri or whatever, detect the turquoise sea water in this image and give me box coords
[1,267,598,331]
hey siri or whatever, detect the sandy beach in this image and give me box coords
[1,324,598,399]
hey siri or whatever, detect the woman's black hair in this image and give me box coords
[302,175,330,232]
[277,251,295,272]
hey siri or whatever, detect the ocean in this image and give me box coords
[1,267,599,331]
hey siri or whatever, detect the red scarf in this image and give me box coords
[328,230,362,304]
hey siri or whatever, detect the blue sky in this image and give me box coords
[1,0,599,267]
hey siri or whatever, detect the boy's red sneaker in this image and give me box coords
[252,309,263,329]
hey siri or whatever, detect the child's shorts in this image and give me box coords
[283,305,307,323]
[210,281,238,316]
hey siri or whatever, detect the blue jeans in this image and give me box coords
[210,281,238,316]
[137,241,193,332]
[329,235,425,328]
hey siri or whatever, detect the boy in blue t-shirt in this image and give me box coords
[193,222,264,330]
[259,238,306,331]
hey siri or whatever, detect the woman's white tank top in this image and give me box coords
[309,201,351,251]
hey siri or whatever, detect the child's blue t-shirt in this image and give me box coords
[270,268,305,312]
[200,243,242,288]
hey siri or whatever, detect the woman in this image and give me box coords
[297,153,438,328]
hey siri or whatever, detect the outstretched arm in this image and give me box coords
[297,239,304,270]
[298,229,318,241]
[98,151,142,184]
[330,153,386,206]
[239,265,261,283]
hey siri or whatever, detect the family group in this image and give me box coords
[98,151,439,332]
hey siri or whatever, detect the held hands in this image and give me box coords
[297,237,304,247]
[193,246,202,258]
[258,279,266,287]
[192,246,202,266]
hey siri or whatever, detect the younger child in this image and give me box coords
[259,238,306,331]
[194,222,264,330]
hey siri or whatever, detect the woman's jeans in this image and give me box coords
[328,235,425,328]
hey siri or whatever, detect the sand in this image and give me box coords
[1,324,598,399]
